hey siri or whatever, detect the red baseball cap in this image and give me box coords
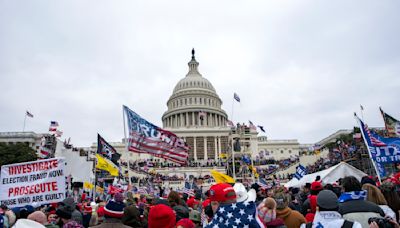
[209,183,236,202]
[186,197,199,209]
[202,199,211,208]
[311,181,323,191]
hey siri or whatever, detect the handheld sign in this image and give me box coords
[0,158,66,208]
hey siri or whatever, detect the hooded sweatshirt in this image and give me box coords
[276,207,306,228]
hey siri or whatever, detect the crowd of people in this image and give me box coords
[1,172,400,228]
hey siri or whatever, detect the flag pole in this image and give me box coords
[122,106,131,185]
[23,113,27,132]
[231,95,236,179]
[93,157,97,201]
[360,105,365,121]
[355,113,382,183]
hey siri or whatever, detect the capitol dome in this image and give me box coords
[162,49,228,129]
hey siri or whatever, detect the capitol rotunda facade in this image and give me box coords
[162,50,230,161]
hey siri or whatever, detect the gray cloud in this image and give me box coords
[1,0,399,146]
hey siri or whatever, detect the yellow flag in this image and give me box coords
[210,170,235,184]
[84,182,94,190]
[96,154,119,176]
[96,186,104,193]
[219,153,227,159]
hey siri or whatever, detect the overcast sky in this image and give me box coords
[1,1,399,146]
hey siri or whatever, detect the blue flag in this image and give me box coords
[294,165,307,180]
[357,115,400,177]
[357,115,400,163]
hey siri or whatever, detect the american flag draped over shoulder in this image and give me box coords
[205,201,265,228]
[123,105,189,165]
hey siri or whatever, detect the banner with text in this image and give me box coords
[0,158,66,208]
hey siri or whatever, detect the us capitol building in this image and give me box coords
[101,50,303,178]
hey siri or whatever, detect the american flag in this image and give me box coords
[364,124,387,147]
[227,120,234,127]
[137,187,148,195]
[356,115,387,148]
[124,105,189,165]
[249,121,257,131]
[49,121,59,131]
[234,93,240,102]
[201,210,209,226]
[257,179,272,189]
[39,146,51,159]
[205,201,265,228]
[180,188,195,197]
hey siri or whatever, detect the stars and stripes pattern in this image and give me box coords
[249,121,257,131]
[180,188,195,197]
[380,107,400,137]
[124,105,189,165]
[227,120,234,127]
[364,123,387,147]
[205,201,265,228]
[49,121,59,131]
[136,187,148,195]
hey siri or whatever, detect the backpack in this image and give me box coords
[305,220,354,228]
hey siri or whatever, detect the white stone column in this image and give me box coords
[186,113,189,127]
[180,113,183,127]
[218,136,222,156]
[175,114,178,127]
[204,136,208,160]
[192,112,195,126]
[194,137,197,161]
[214,136,218,160]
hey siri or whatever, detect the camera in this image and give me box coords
[368,217,394,228]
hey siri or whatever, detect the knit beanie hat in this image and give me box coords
[56,198,76,219]
[317,190,338,210]
[257,198,277,223]
[176,218,195,228]
[27,211,47,225]
[104,200,125,218]
[114,192,124,203]
[173,205,189,221]
[148,204,176,228]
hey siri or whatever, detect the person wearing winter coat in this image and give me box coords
[300,190,362,228]
[338,177,385,228]
[274,190,306,228]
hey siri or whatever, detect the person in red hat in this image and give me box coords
[301,181,323,216]
[176,218,195,228]
[186,197,200,210]
[148,204,176,228]
[208,183,236,215]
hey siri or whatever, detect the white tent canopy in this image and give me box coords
[284,162,368,188]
